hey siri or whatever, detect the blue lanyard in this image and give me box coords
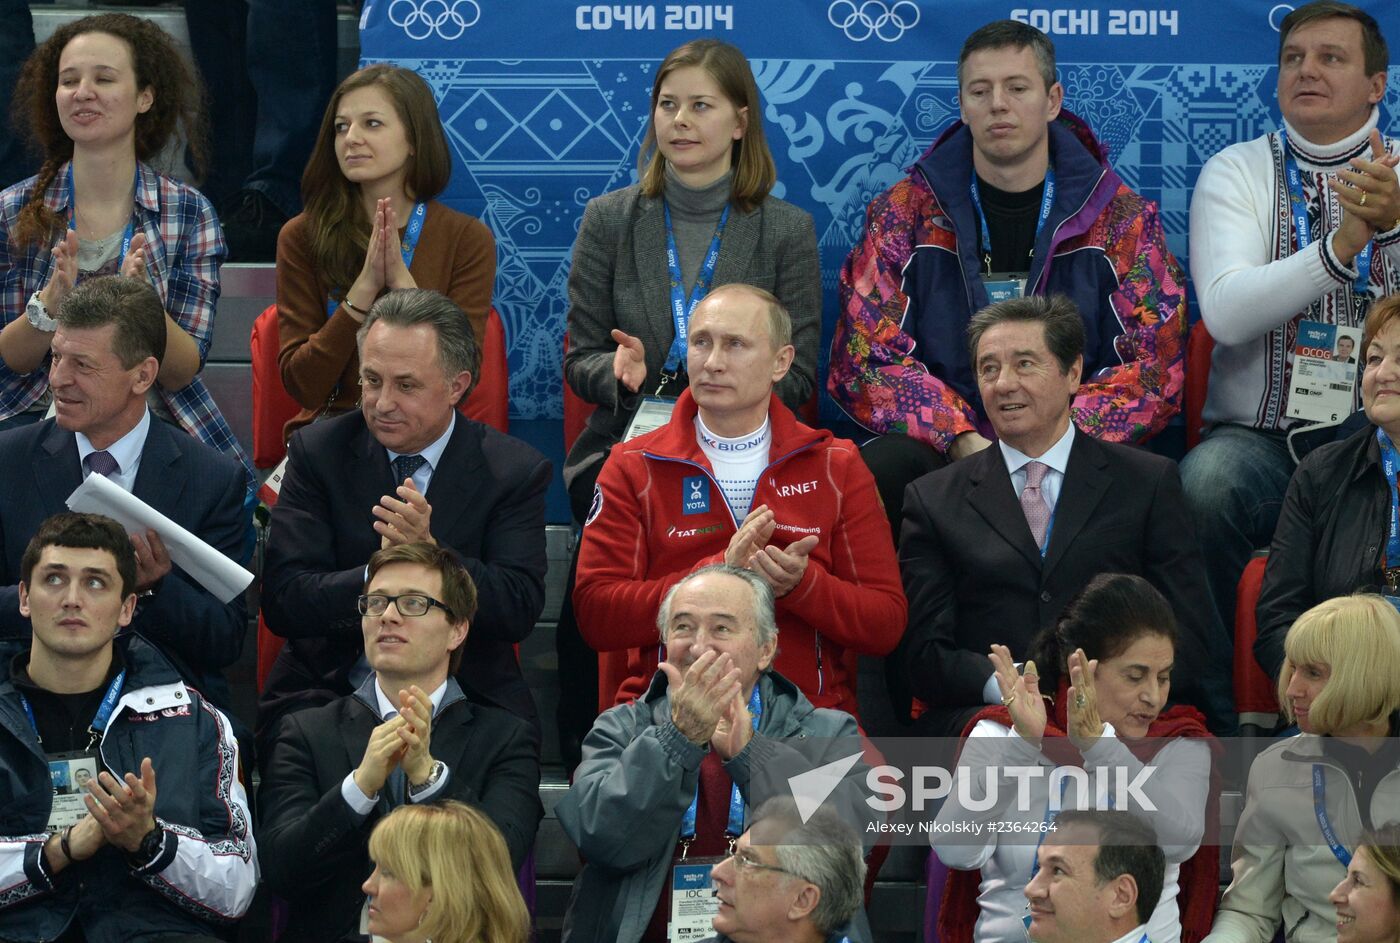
[327,201,428,318]
[661,202,731,375]
[1312,764,1352,867]
[970,167,1055,276]
[65,165,138,269]
[19,669,126,752]
[1029,776,1070,880]
[1029,769,1116,878]
[1281,132,1372,295]
[1377,429,1400,571]
[680,684,761,849]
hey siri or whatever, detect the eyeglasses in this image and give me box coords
[357,593,454,619]
[726,849,804,879]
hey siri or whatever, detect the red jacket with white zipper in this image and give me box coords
[574,390,906,717]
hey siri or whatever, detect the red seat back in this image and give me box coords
[1185,320,1215,451]
[562,333,590,453]
[251,304,301,469]
[1233,555,1279,716]
[464,309,509,433]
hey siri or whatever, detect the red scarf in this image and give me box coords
[937,680,1221,943]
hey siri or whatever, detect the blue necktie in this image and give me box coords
[391,454,426,485]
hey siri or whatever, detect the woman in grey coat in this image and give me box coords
[556,38,820,766]
[562,37,821,514]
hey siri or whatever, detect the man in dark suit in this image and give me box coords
[899,294,1233,736]
[258,542,541,943]
[0,277,247,699]
[261,288,549,744]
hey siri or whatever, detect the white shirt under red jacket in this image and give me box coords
[574,389,907,718]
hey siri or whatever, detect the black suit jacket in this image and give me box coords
[260,411,550,738]
[898,431,1233,736]
[0,417,248,687]
[257,677,543,943]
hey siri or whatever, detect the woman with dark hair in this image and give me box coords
[1206,595,1400,943]
[275,63,494,439]
[0,13,253,486]
[1257,293,1400,679]
[935,573,1219,943]
[561,37,820,519]
[1331,824,1400,943]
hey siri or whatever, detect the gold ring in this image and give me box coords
[1359,191,1369,207]
[1001,693,1018,707]
[1075,694,1087,710]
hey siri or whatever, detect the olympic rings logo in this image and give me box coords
[828,0,921,42]
[387,0,481,41]
[1267,4,1294,32]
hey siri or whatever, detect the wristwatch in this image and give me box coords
[127,826,164,869]
[26,292,56,333]
[408,760,447,798]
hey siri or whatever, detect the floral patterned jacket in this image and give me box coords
[829,110,1185,451]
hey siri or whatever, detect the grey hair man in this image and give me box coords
[706,796,867,943]
[558,563,875,943]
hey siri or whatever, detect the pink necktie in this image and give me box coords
[1020,461,1051,552]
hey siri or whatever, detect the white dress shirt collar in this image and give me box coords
[998,421,1075,480]
[372,677,449,720]
[76,407,151,491]
[385,412,456,491]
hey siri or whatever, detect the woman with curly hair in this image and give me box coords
[0,13,253,487]
[363,800,531,943]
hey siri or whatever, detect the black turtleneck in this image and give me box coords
[11,648,126,754]
[975,174,1047,274]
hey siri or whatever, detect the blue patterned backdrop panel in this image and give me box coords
[360,0,1399,420]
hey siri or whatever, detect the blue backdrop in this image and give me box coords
[360,0,1400,421]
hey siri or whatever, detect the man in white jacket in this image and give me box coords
[1183,0,1400,648]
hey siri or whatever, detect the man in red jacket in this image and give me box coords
[574,283,906,719]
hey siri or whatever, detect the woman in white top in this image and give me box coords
[934,573,1218,943]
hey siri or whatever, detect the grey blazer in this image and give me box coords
[562,182,820,490]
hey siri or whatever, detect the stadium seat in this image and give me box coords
[250,304,300,469]
[1233,554,1279,726]
[250,304,511,470]
[1185,320,1215,451]
[562,333,589,454]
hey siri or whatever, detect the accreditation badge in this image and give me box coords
[980,272,1029,304]
[46,752,100,831]
[669,859,722,943]
[1285,321,1362,423]
[624,396,677,442]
